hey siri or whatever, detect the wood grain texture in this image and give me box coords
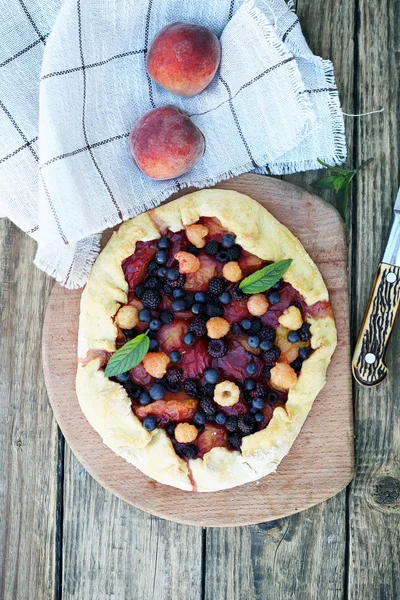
[0,221,58,600]
[348,0,400,598]
[42,175,353,527]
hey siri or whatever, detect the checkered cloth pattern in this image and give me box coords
[0,0,346,288]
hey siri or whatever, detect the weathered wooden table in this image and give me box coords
[1,1,399,598]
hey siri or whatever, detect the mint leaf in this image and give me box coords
[239,259,293,294]
[104,333,150,378]
[312,176,339,189]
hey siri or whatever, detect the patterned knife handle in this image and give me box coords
[352,263,400,386]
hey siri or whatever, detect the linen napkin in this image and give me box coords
[0,0,346,288]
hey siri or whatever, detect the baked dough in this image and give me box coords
[76,189,337,492]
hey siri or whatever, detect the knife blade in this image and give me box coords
[352,187,400,386]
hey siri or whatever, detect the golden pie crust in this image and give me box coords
[76,190,337,492]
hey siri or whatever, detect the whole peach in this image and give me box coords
[147,22,221,97]
[129,105,205,180]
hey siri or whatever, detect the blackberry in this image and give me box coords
[145,276,160,289]
[262,345,281,365]
[206,303,224,318]
[187,243,201,256]
[141,288,161,309]
[208,277,227,295]
[147,261,159,275]
[231,322,242,336]
[215,249,230,262]
[290,358,303,373]
[228,432,242,448]
[291,301,303,312]
[189,314,208,336]
[184,293,195,309]
[166,366,183,384]
[160,310,173,324]
[124,381,142,400]
[208,339,228,358]
[238,414,256,435]
[298,322,311,342]
[268,392,279,404]
[202,383,216,397]
[232,283,247,301]
[134,283,145,299]
[169,273,186,288]
[259,326,276,342]
[122,328,136,341]
[261,365,271,380]
[149,338,159,351]
[166,423,176,437]
[164,381,182,394]
[179,443,198,459]
[227,244,241,261]
[250,383,267,398]
[249,318,262,334]
[225,415,238,432]
[205,239,219,255]
[163,282,173,295]
[184,378,199,398]
[115,371,131,385]
[200,397,217,416]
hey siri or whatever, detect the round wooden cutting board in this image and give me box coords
[42,174,353,527]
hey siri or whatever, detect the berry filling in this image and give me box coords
[110,217,332,460]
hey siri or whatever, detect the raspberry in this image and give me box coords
[232,283,247,301]
[184,378,199,398]
[205,240,219,255]
[166,366,183,384]
[262,365,271,380]
[178,443,198,459]
[227,244,241,261]
[259,326,276,342]
[250,383,267,398]
[160,310,173,324]
[290,358,303,373]
[208,339,228,358]
[145,276,160,289]
[298,322,311,342]
[249,318,262,334]
[189,315,208,336]
[147,261,159,275]
[238,414,256,435]
[262,345,281,365]
[141,288,161,309]
[169,273,186,288]
[228,433,242,448]
[134,283,145,299]
[225,415,238,432]
[200,397,217,416]
[187,243,201,256]
[208,277,227,295]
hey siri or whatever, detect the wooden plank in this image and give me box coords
[0,221,58,600]
[348,0,400,597]
[204,0,356,595]
[61,449,203,600]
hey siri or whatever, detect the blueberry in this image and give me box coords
[157,266,167,278]
[166,423,176,436]
[216,250,230,262]
[248,335,260,349]
[287,330,300,343]
[260,339,273,351]
[171,299,186,312]
[204,368,219,384]
[195,291,207,303]
[215,412,227,425]
[187,243,201,256]
[172,288,185,299]
[183,331,196,346]
[244,379,256,391]
[169,350,182,363]
[267,290,281,305]
[191,302,204,315]
[167,268,180,281]
[221,233,235,248]
[139,391,152,405]
[255,412,265,423]
[184,293,195,309]
[245,361,257,376]
[298,346,310,359]
[149,338,159,351]
[252,396,265,410]
[115,372,131,384]
[149,318,161,331]
[149,383,166,400]
[194,410,206,425]
[268,392,278,404]
[155,250,168,265]
[158,236,170,249]
[240,318,252,331]
[219,292,231,305]
[122,328,136,340]
[138,308,152,322]
[270,279,282,290]
[143,415,157,430]
[206,303,224,318]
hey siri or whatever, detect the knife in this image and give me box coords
[352,187,400,386]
